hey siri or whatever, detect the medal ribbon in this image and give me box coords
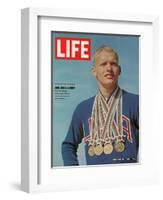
[90,87,123,145]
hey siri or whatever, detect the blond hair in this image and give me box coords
[93,46,119,66]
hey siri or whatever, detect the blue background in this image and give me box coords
[52,32,139,166]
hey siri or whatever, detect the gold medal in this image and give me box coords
[94,144,103,155]
[88,145,95,156]
[114,142,125,152]
[104,143,113,154]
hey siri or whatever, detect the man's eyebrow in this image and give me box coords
[98,60,118,65]
[99,61,107,65]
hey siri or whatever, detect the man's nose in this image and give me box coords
[105,62,112,70]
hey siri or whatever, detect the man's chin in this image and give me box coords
[103,80,115,86]
[101,81,117,88]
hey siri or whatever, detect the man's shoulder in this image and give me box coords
[73,96,95,116]
[122,89,138,97]
[122,89,139,103]
[77,96,95,108]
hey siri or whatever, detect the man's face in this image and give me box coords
[92,50,121,88]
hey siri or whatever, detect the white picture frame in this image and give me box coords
[21,7,159,193]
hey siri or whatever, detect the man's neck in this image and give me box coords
[99,84,118,98]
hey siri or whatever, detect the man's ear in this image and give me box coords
[119,65,121,75]
[91,66,96,77]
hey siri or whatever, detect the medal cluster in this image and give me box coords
[88,140,125,156]
[88,87,126,157]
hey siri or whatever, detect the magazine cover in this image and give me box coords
[51,31,139,167]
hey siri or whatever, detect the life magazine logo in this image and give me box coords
[55,37,91,60]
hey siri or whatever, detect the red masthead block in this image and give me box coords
[55,37,91,60]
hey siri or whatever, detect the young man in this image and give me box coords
[62,46,139,166]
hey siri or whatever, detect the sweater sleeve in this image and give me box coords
[132,94,139,151]
[62,104,83,166]
[133,95,139,130]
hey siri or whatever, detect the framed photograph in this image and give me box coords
[21,7,159,193]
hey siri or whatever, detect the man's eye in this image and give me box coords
[100,62,107,66]
[110,62,118,66]
[99,61,118,67]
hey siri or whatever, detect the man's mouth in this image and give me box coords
[104,73,114,79]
